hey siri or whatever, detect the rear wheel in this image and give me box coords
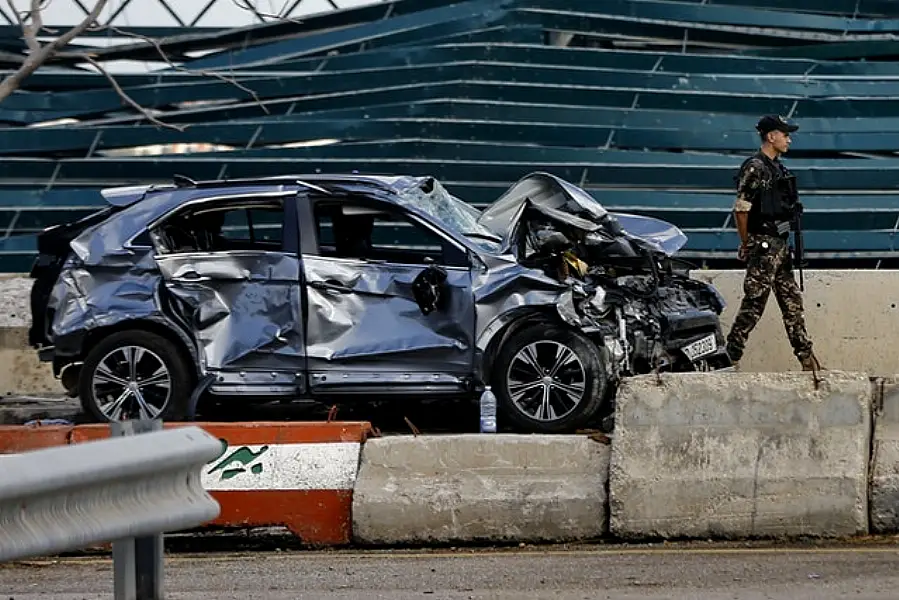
[78,330,193,422]
[492,324,609,433]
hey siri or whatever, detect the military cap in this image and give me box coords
[756,114,799,135]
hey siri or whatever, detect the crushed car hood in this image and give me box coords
[609,212,689,257]
[476,172,688,257]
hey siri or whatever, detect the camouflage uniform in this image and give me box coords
[725,155,815,366]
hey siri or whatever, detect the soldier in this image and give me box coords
[724,115,823,372]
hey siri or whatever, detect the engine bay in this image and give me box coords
[512,204,728,379]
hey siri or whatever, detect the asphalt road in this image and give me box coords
[3,544,899,599]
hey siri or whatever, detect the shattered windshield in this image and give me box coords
[395,178,502,252]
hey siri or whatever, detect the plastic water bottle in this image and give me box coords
[479,386,497,433]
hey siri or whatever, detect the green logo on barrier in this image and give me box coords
[207,438,271,481]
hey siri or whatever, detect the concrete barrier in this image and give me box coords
[609,371,873,540]
[692,269,899,376]
[351,434,610,545]
[0,420,374,546]
[869,378,899,534]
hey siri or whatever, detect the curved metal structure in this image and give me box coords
[1,0,898,270]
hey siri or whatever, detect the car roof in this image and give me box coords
[72,172,453,267]
[99,173,433,209]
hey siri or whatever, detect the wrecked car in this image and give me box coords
[28,171,731,433]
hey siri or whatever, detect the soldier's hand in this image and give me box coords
[737,243,748,262]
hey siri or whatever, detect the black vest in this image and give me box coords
[736,152,797,236]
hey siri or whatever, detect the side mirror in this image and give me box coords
[412,265,449,315]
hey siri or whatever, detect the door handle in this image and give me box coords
[309,279,353,294]
[172,271,211,283]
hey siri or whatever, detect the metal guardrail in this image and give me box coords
[0,419,222,599]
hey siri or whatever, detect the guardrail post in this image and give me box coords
[111,419,165,600]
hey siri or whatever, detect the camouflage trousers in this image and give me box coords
[725,233,813,363]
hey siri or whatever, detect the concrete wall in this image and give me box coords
[0,276,57,397]
[693,269,899,376]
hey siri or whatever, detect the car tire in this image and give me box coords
[491,324,609,434]
[78,330,193,423]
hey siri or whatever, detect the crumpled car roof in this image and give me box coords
[79,171,688,263]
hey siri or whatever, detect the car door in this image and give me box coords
[148,191,306,395]
[299,196,476,396]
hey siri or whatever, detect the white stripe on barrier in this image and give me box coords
[202,442,362,491]
[0,441,363,491]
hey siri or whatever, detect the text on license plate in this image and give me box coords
[681,334,717,362]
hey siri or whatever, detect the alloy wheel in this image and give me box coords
[505,340,587,422]
[91,345,172,421]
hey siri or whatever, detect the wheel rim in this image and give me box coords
[91,346,172,421]
[505,340,587,422]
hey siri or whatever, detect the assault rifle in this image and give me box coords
[781,173,806,291]
[792,201,806,291]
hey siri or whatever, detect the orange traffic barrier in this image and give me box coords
[0,423,74,452]
[0,420,374,546]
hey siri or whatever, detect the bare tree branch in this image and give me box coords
[25,0,45,54]
[0,0,110,102]
[0,0,292,155]
[80,54,186,131]
[0,0,271,132]
[5,0,50,53]
[4,0,24,28]
[98,24,270,115]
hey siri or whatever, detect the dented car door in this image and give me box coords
[149,192,306,395]
[299,197,476,396]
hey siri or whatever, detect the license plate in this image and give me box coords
[681,334,717,362]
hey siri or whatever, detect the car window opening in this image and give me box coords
[152,200,285,255]
[313,201,447,266]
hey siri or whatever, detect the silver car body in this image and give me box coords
[31,172,722,403]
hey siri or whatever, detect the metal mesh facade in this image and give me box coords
[1,0,899,272]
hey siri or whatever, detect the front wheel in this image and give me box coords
[491,324,609,433]
[78,330,193,423]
